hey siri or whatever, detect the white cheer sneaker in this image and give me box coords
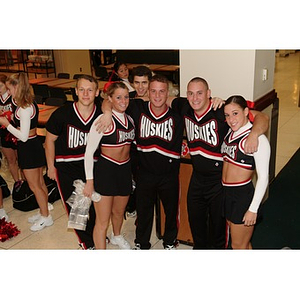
[28,204,53,224]
[0,208,8,221]
[28,212,41,224]
[30,215,53,231]
[110,233,131,250]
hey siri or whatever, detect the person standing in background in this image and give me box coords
[110,61,135,93]
[0,73,52,231]
[125,65,153,218]
[0,74,23,187]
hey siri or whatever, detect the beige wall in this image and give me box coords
[53,50,91,78]
[253,50,276,100]
[179,50,275,101]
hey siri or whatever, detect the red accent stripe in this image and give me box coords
[222,178,252,186]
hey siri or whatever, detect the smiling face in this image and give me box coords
[133,75,149,97]
[186,80,211,115]
[76,78,99,106]
[109,87,129,113]
[148,80,169,113]
[224,102,249,132]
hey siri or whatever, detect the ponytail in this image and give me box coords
[7,73,33,107]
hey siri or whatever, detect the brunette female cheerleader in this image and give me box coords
[221,95,270,249]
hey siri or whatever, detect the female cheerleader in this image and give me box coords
[84,82,135,249]
[0,73,52,231]
[221,95,270,249]
[0,74,22,185]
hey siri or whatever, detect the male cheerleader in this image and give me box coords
[45,75,108,249]
[126,65,153,218]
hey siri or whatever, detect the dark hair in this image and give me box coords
[188,77,209,90]
[113,61,127,73]
[149,74,169,87]
[106,81,128,97]
[225,95,248,110]
[75,74,98,90]
[131,66,152,81]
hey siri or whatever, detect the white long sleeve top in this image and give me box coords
[7,106,32,142]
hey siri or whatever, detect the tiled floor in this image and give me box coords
[274,51,300,175]
[0,51,300,250]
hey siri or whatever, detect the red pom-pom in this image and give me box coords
[0,218,21,242]
[0,110,13,129]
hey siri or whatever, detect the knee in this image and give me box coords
[231,240,250,250]
[27,183,38,194]
[27,183,45,197]
[6,156,17,165]
[111,207,125,218]
[95,219,109,232]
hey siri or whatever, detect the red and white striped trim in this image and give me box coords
[101,153,130,165]
[222,178,252,187]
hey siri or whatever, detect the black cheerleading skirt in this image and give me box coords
[94,156,132,196]
[17,136,46,169]
[224,182,255,224]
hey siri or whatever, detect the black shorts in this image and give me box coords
[94,156,132,196]
[224,182,255,224]
[17,137,46,169]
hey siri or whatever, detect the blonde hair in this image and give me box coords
[106,81,128,97]
[6,73,33,107]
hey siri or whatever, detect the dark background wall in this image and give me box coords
[116,50,179,65]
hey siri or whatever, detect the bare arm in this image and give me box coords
[95,99,113,133]
[45,131,58,181]
[244,110,269,154]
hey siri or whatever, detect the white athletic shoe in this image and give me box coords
[28,212,41,224]
[30,215,53,231]
[0,208,8,221]
[110,233,131,250]
[28,204,53,224]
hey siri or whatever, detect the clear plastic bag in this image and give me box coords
[67,192,90,231]
[66,180,101,230]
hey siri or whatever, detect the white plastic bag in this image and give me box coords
[66,180,101,230]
